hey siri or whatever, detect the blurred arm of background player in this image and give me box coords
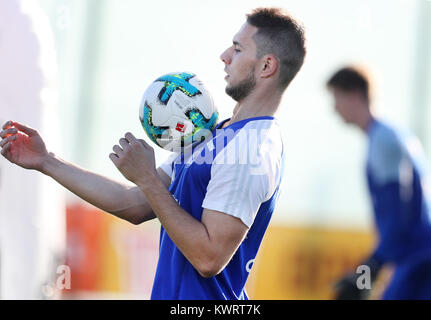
[0,120,171,225]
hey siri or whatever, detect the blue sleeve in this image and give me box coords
[369,181,416,263]
[368,126,415,263]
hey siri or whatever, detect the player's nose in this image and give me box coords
[220,48,231,65]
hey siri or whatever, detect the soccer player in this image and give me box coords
[0,8,306,299]
[327,67,431,300]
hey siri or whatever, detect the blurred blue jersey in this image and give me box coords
[366,119,431,299]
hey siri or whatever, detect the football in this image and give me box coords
[139,72,219,152]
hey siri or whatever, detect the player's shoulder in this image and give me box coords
[211,117,284,176]
[368,119,405,161]
[369,120,401,149]
[236,117,283,152]
[369,119,424,158]
[367,119,419,183]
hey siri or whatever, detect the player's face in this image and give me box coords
[331,88,357,124]
[220,23,259,101]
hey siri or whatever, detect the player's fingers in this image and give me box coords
[1,142,11,157]
[125,132,138,144]
[109,153,119,164]
[0,127,18,139]
[12,121,37,136]
[2,121,13,130]
[119,138,130,150]
[112,145,124,156]
[0,135,17,148]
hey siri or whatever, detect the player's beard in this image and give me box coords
[225,67,256,102]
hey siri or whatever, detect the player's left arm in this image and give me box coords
[367,129,417,262]
[140,180,250,278]
[335,128,408,299]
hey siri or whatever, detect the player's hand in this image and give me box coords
[109,132,157,187]
[334,257,382,300]
[333,272,371,300]
[0,121,49,171]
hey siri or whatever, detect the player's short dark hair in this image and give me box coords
[327,66,371,101]
[246,8,306,91]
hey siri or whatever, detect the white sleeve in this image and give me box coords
[202,126,282,228]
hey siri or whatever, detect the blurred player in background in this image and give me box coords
[327,66,431,299]
[0,0,65,299]
[0,8,306,299]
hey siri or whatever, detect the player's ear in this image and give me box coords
[259,54,278,79]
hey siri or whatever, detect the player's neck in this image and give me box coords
[229,86,281,125]
[356,109,373,133]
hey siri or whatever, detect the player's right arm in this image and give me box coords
[0,120,170,225]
